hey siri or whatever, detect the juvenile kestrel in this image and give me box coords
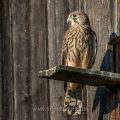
[61,11,97,115]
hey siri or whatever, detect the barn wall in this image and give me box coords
[0,0,120,120]
[0,1,2,120]
[1,0,14,120]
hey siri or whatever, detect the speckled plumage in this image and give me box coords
[61,11,97,115]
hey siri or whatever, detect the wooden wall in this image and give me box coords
[0,0,120,120]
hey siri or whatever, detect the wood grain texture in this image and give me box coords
[84,0,115,120]
[12,0,49,120]
[110,1,120,119]
[0,0,49,120]
[0,1,2,120]
[1,0,14,120]
[39,65,120,86]
[116,2,120,119]
[47,0,66,120]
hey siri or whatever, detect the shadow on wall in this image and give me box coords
[92,33,120,120]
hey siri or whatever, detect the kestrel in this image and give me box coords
[61,11,97,115]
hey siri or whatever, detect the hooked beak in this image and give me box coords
[67,17,71,23]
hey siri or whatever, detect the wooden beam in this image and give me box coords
[39,65,120,87]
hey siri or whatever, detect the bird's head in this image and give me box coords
[67,11,90,27]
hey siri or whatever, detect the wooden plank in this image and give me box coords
[39,65,120,86]
[0,1,2,119]
[47,0,67,120]
[115,41,120,73]
[1,0,14,120]
[12,1,32,119]
[116,1,120,119]
[84,0,114,120]
[11,0,49,120]
[110,1,120,119]
[28,0,49,119]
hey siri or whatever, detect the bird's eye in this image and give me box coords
[73,14,77,18]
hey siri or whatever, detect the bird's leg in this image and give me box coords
[73,92,82,116]
[63,90,71,112]
[63,83,83,116]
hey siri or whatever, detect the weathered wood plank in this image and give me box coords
[47,0,67,120]
[84,0,115,119]
[28,0,49,119]
[1,0,14,120]
[39,65,120,87]
[12,0,49,120]
[110,1,120,119]
[12,1,32,119]
[0,1,2,120]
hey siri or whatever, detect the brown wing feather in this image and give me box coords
[61,30,68,65]
[89,30,97,67]
[80,30,97,68]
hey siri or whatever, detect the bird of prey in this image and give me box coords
[61,11,97,115]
